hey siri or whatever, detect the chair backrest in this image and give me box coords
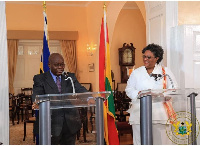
[9,93,17,108]
[81,83,92,92]
[116,83,127,92]
[9,93,13,107]
[21,88,33,95]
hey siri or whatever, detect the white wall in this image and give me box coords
[145,1,178,68]
[0,1,9,145]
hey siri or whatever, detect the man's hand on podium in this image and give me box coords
[32,102,39,110]
[87,97,95,105]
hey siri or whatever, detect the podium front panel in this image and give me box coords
[137,89,200,145]
[35,91,110,109]
[35,91,110,145]
[49,106,97,145]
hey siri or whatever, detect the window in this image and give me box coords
[14,40,63,94]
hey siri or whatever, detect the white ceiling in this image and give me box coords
[6,1,138,9]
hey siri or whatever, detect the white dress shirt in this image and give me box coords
[125,64,178,124]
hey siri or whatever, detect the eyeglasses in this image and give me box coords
[54,63,65,67]
[142,55,155,60]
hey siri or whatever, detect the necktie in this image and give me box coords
[56,76,61,93]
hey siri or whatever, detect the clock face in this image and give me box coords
[122,49,132,64]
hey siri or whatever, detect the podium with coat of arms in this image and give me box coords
[137,89,200,145]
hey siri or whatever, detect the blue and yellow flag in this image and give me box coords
[40,2,50,73]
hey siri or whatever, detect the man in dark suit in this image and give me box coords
[32,53,87,145]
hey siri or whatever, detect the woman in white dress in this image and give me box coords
[125,43,178,145]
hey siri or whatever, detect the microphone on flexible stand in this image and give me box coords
[149,73,162,81]
[149,73,175,89]
[62,71,75,93]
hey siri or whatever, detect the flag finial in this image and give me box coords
[103,3,106,10]
[43,1,46,12]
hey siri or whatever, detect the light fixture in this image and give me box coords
[87,43,97,56]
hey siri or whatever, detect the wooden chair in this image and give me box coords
[21,87,33,95]
[23,104,36,142]
[80,83,96,133]
[77,107,88,142]
[77,83,92,142]
[20,88,35,142]
[117,121,133,142]
[15,93,25,124]
[115,91,130,122]
[21,88,34,117]
[16,92,32,123]
[116,83,127,92]
[114,83,132,143]
[9,93,17,125]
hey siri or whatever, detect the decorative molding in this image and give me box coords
[50,47,58,54]
[6,1,91,7]
[7,30,78,40]
[18,46,24,55]
[148,14,163,45]
[18,40,60,46]
[166,1,178,68]
[193,31,200,52]
[149,13,163,21]
[194,62,200,88]
[27,46,40,55]
[149,1,163,13]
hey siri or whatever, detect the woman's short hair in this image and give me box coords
[142,43,164,64]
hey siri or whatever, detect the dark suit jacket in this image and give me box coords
[32,71,88,136]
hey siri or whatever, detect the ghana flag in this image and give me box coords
[99,4,119,145]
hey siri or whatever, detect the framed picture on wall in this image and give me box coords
[88,63,95,72]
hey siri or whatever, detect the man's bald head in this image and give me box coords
[48,53,64,64]
[48,53,65,76]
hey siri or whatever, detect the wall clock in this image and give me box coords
[118,43,135,83]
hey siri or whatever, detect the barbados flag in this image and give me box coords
[40,9,50,73]
[99,4,119,145]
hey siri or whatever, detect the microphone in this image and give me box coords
[150,73,175,89]
[62,71,68,78]
[149,73,162,81]
[62,71,75,93]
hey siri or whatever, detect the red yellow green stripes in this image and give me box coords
[99,4,119,145]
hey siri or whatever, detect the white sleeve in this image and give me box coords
[125,71,140,102]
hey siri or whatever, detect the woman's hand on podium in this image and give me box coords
[164,96,172,101]
[138,90,152,98]
[138,90,167,101]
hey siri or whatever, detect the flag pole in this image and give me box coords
[43,1,50,52]
[43,1,46,12]
[102,2,120,144]
[103,3,107,63]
